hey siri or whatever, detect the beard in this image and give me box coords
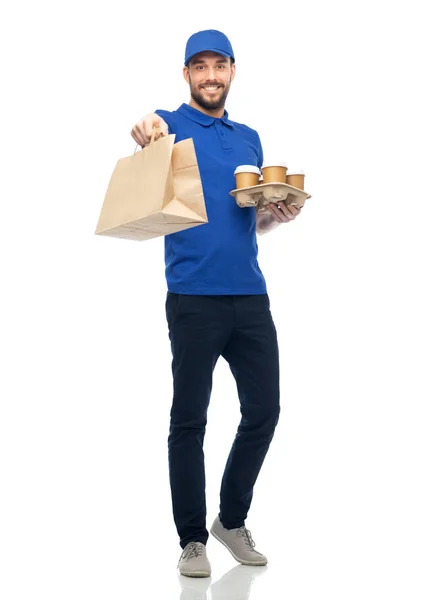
[189,76,231,111]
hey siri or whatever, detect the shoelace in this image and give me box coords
[180,541,204,562]
[237,526,256,548]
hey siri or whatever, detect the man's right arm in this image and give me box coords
[130,112,169,147]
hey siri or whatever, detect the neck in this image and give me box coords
[188,98,225,119]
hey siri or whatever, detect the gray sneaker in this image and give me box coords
[178,542,211,578]
[210,516,268,566]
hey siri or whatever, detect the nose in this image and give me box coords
[204,66,219,81]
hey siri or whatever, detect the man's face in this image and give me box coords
[184,51,236,111]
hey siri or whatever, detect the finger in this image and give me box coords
[130,129,142,146]
[153,125,162,140]
[151,125,159,142]
[268,203,286,222]
[152,119,167,138]
[133,126,146,147]
[141,121,152,144]
[159,123,169,137]
[275,203,292,222]
[283,203,300,220]
[132,124,144,147]
[287,203,301,217]
[265,204,278,219]
[277,202,294,219]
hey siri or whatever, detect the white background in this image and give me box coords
[1,1,440,598]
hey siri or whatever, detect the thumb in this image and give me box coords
[155,117,168,136]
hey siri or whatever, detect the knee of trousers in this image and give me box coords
[267,405,281,431]
[168,415,208,441]
[170,404,209,427]
[241,403,281,433]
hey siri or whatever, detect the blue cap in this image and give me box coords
[184,29,235,66]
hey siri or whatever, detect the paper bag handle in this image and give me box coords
[133,126,158,154]
[149,126,158,144]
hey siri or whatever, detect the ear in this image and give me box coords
[230,62,236,82]
[183,66,190,84]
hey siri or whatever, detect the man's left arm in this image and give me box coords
[253,130,303,234]
[256,202,302,235]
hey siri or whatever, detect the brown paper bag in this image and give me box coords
[95,133,208,241]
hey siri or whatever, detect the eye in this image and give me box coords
[217,64,226,69]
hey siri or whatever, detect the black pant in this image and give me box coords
[165,292,280,549]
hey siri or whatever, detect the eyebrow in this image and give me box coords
[190,57,229,65]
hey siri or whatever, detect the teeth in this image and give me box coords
[204,86,219,90]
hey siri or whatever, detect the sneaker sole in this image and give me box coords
[179,570,211,578]
[210,528,268,566]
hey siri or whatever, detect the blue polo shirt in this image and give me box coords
[155,103,267,295]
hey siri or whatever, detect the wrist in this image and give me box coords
[256,210,278,231]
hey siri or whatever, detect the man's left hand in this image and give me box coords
[266,201,302,223]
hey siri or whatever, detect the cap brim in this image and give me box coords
[185,48,233,65]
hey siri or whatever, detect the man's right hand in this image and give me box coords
[130,113,169,147]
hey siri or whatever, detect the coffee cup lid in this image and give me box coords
[287,169,305,175]
[234,165,261,175]
[262,161,287,169]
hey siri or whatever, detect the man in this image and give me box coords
[131,30,302,578]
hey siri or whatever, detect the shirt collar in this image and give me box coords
[177,103,235,128]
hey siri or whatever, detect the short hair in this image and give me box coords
[187,55,234,67]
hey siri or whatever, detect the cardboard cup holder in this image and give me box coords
[230,183,311,212]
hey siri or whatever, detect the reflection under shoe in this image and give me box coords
[178,573,211,600]
[210,564,268,600]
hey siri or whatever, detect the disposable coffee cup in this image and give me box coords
[261,161,287,184]
[286,170,305,190]
[234,165,261,189]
